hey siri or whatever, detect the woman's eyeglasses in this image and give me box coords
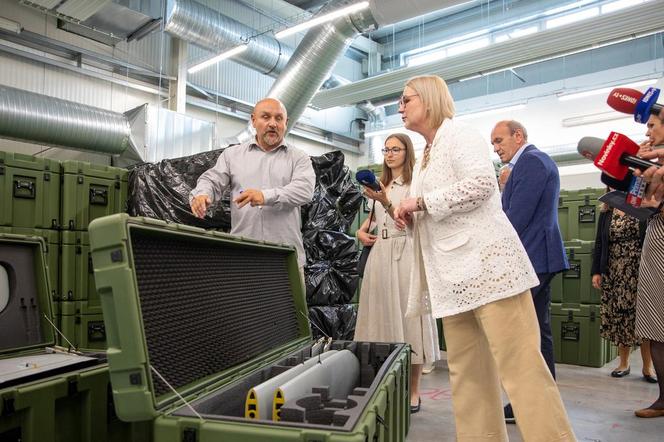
[398,94,419,107]
[381,147,404,154]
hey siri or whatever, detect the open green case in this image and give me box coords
[89,214,411,442]
[0,233,150,442]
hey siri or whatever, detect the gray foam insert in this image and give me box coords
[0,243,42,351]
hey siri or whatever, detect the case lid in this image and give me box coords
[61,160,128,181]
[0,151,60,173]
[0,234,55,355]
[88,214,310,421]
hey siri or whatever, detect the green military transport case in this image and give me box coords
[551,240,600,305]
[89,214,411,442]
[61,161,128,231]
[0,233,151,442]
[0,151,61,230]
[557,188,603,242]
[551,303,617,368]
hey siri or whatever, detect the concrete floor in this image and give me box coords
[408,350,662,441]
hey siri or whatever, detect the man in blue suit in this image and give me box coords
[491,120,569,424]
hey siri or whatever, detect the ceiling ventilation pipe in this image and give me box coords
[165,0,463,143]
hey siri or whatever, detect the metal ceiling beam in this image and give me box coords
[311,1,664,109]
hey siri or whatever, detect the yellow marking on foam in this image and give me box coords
[245,389,258,419]
[272,388,285,421]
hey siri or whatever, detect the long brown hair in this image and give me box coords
[380,133,416,186]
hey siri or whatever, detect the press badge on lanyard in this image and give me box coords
[626,175,647,207]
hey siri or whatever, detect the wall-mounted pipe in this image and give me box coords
[0,84,130,155]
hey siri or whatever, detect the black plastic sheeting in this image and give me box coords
[126,147,360,310]
[308,304,357,340]
[127,149,232,231]
[301,151,363,233]
[303,230,358,306]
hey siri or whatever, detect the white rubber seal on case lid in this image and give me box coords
[0,264,9,313]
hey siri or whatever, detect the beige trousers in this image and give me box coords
[443,290,576,442]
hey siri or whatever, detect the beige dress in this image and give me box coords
[354,176,440,364]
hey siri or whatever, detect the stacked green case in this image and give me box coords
[557,188,603,242]
[0,151,60,229]
[550,303,617,368]
[89,214,411,441]
[551,240,601,304]
[56,160,127,351]
[60,161,128,231]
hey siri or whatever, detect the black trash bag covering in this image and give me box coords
[308,304,357,340]
[127,148,232,231]
[301,151,363,232]
[303,230,358,306]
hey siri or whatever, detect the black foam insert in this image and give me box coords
[129,228,300,396]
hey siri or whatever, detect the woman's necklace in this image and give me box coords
[421,143,432,169]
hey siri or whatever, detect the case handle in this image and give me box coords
[13,177,36,199]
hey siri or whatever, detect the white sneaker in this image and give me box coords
[422,363,435,374]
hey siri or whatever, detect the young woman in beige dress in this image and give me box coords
[354,133,440,414]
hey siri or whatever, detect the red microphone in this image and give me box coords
[607,87,663,123]
[578,133,658,180]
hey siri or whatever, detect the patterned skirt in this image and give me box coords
[636,215,664,343]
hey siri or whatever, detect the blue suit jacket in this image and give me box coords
[502,145,568,275]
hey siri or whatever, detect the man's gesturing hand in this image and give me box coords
[234,189,265,208]
[191,194,212,219]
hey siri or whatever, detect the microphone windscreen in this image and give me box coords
[606,88,641,114]
[355,169,377,184]
[355,169,381,191]
[577,136,605,161]
[593,132,640,180]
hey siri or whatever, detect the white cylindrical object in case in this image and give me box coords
[272,350,360,421]
[245,350,338,420]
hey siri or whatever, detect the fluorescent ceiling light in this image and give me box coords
[557,79,657,101]
[407,50,447,67]
[0,16,21,33]
[546,7,599,29]
[602,0,647,14]
[447,37,490,57]
[544,0,597,16]
[455,104,526,121]
[188,44,248,74]
[561,111,632,127]
[275,1,370,39]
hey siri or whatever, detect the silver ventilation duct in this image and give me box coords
[165,0,293,76]
[0,84,140,160]
[165,0,384,131]
[166,0,469,143]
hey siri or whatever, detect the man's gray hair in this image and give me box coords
[501,120,528,141]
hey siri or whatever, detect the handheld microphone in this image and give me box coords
[607,87,663,124]
[576,133,659,180]
[355,169,382,192]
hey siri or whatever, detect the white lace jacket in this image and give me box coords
[406,118,539,318]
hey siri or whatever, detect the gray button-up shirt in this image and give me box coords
[190,140,315,266]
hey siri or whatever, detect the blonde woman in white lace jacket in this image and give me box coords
[394,75,576,442]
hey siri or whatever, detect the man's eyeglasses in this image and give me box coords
[381,147,404,155]
[398,94,419,107]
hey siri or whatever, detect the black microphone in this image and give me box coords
[355,169,381,192]
[600,171,633,192]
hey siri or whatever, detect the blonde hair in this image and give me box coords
[381,133,416,186]
[405,75,456,128]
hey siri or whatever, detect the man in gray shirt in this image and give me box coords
[190,98,315,268]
